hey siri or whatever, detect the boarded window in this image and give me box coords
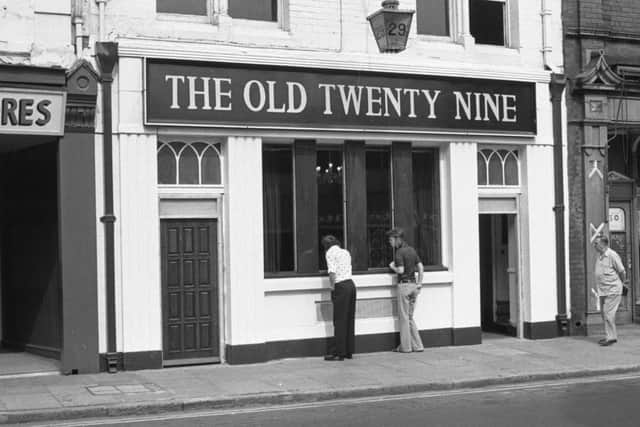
[417,0,450,36]
[469,0,506,46]
[229,0,277,21]
[157,0,207,15]
[366,149,393,269]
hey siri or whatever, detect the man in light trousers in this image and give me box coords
[593,235,626,346]
[387,228,424,353]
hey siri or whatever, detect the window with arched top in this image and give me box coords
[477,149,519,186]
[157,141,222,185]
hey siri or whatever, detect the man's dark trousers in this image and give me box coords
[328,279,357,357]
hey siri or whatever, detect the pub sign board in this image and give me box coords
[145,59,536,134]
[0,88,66,136]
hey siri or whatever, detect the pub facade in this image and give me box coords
[84,0,567,369]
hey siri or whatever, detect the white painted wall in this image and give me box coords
[263,274,453,342]
[0,0,74,66]
[224,136,265,346]
[520,144,558,323]
[448,142,481,330]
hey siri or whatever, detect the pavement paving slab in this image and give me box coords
[2,327,640,424]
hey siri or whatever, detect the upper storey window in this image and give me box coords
[469,0,507,46]
[416,0,450,37]
[157,0,207,16]
[229,0,277,22]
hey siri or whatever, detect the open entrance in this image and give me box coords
[479,214,519,337]
[0,136,61,375]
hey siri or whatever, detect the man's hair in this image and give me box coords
[596,235,609,246]
[321,235,341,250]
[386,228,404,239]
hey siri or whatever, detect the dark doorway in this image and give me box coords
[161,219,220,364]
[479,214,518,336]
[0,139,61,359]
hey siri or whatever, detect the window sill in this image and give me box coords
[478,186,522,195]
[156,12,211,24]
[264,269,453,293]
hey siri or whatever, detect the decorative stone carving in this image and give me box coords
[65,59,99,131]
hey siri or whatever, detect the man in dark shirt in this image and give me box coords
[387,228,424,353]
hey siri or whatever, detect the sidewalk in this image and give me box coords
[2,327,640,424]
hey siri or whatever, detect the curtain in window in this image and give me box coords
[263,147,294,273]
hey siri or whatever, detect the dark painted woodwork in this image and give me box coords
[161,219,219,361]
[98,350,164,371]
[294,140,319,273]
[1,142,61,353]
[345,141,368,271]
[0,63,66,88]
[523,321,559,340]
[59,133,99,373]
[225,327,480,364]
[479,214,493,330]
[392,142,414,246]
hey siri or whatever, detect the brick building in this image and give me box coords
[564,0,640,333]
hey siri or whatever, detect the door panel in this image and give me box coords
[161,219,219,361]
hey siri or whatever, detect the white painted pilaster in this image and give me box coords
[116,133,162,352]
[521,144,558,323]
[224,136,265,345]
[448,142,481,331]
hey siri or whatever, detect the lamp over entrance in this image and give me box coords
[367,0,415,53]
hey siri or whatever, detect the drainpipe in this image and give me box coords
[96,0,108,41]
[95,41,119,372]
[550,73,569,336]
[541,0,554,70]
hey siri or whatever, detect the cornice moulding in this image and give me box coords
[117,38,552,83]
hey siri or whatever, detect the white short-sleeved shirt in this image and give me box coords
[595,247,625,296]
[325,245,352,283]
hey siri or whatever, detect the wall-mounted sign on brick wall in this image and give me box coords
[145,59,537,134]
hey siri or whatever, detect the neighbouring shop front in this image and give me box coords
[0,61,100,374]
[108,54,563,369]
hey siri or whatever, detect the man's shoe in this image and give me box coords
[345,354,353,359]
[598,338,608,344]
[324,354,345,361]
[392,347,411,353]
[599,339,617,346]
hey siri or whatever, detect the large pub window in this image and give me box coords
[263,146,295,273]
[413,150,441,266]
[366,149,393,269]
[317,148,344,270]
[262,143,442,275]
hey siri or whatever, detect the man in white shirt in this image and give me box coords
[593,235,626,346]
[322,235,357,361]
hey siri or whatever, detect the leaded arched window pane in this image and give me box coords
[178,145,199,184]
[477,152,488,185]
[488,153,503,185]
[202,145,222,185]
[158,143,177,185]
[504,152,519,185]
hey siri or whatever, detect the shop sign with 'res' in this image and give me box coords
[0,89,66,136]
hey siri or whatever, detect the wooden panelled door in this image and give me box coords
[161,219,219,362]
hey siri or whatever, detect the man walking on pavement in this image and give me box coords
[322,235,357,361]
[593,235,626,346]
[387,228,424,353]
